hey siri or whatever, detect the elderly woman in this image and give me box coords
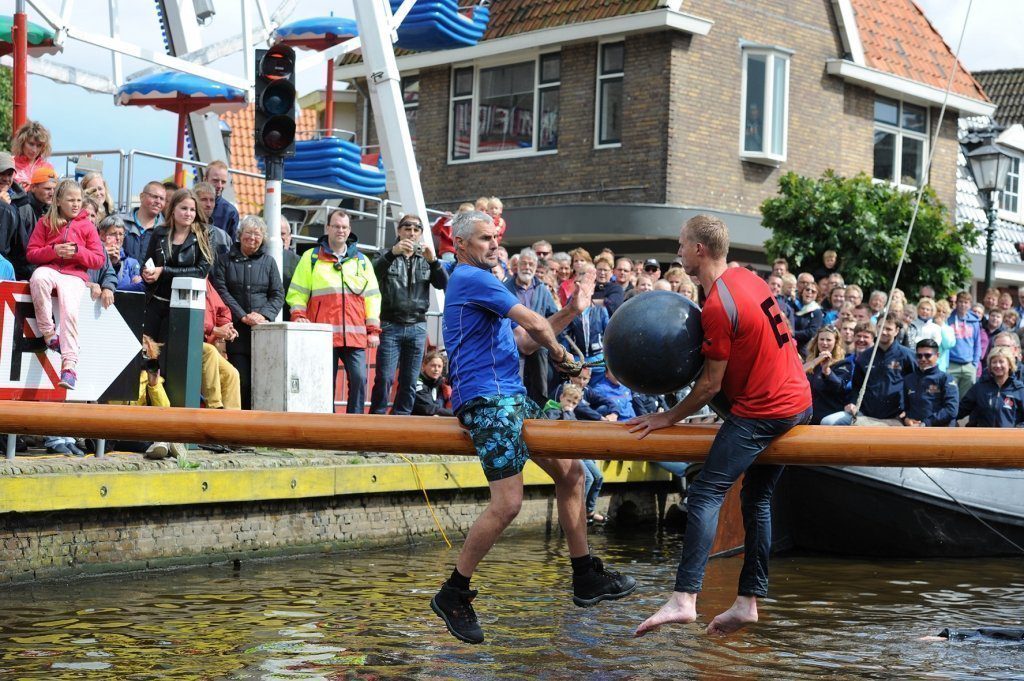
[958,347,1024,427]
[212,215,284,409]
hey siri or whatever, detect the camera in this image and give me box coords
[413,243,424,256]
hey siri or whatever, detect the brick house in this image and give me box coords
[335,0,993,266]
[958,69,1024,289]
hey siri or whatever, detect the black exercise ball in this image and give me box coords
[603,290,705,395]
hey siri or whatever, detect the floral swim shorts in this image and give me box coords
[457,393,542,482]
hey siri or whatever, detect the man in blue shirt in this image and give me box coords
[432,211,636,645]
[948,291,982,399]
[205,160,240,241]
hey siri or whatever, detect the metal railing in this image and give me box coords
[51,149,130,210]
[123,149,394,251]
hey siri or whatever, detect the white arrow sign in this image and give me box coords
[0,281,141,402]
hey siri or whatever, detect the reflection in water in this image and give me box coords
[0,529,1022,679]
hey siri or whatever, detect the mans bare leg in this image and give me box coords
[456,474,525,577]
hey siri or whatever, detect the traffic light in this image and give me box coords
[255,45,297,159]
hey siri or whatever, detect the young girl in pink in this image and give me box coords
[11,120,54,189]
[26,179,106,390]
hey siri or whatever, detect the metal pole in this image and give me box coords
[984,199,997,291]
[175,107,187,188]
[325,58,335,136]
[12,1,29,132]
[263,157,284,321]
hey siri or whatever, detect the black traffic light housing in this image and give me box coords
[255,45,297,160]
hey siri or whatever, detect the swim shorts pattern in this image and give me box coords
[458,394,542,481]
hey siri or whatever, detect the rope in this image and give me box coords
[917,468,1024,555]
[852,0,976,421]
[397,453,452,549]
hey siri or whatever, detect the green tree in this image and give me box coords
[761,171,978,298]
[0,66,11,146]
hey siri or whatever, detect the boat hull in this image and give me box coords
[774,466,1024,558]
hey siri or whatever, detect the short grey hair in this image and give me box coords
[518,248,538,263]
[993,330,1022,350]
[239,215,268,239]
[451,210,492,242]
[193,181,215,197]
[551,252,571,265]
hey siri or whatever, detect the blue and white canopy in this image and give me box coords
[271,16,358,51]
[116,71,246,115]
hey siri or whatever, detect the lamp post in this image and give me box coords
[967,142,1013,290]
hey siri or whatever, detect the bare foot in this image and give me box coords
[706,596,758,635]
[634,592,697,637]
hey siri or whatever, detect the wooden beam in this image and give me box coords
[0,401,1019,467]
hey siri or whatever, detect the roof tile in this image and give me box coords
[851,0,987,102]
[974,69,1024,127]
[219,105,318,216]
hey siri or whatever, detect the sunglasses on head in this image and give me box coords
[399,221,422,229]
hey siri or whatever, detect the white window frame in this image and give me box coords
[739,44,791,166]
[871,96,930,191]
[594,40,625,150]
[999,154,1021,219]
[401,72,420,148]
[447,51,561,164]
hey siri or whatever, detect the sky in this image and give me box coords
[8,0,1024,203]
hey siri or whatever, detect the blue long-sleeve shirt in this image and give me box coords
[958,374,1024,427]
[949,311,982,365]
[849,342,916,419]
[808,355,853,424]
[903,365,959,426]
[0,251,14,280]
[589,375,636,420]
[211,196,240,241]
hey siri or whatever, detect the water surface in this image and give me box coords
[1,528,1022,680]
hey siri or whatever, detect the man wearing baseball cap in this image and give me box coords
[8,163,58,280]
[643,258,662,281]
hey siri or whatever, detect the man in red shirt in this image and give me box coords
[629,214,811,637]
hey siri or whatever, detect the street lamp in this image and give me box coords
[967,142,1013,290]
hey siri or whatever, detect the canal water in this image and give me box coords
[1,528,1021,680]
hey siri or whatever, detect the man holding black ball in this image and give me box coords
[629,214,811,637]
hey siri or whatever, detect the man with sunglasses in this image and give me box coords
[901,338,958,427]
[530,240,553,263]
[642,258,661,280]
[370,215,448,415]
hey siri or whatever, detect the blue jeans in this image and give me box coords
[820,411,852,425]
[581,459,603,514]
[675,406,812,597]
[653,461,692,477]
[334,347,366,414]
[370,321,427,415]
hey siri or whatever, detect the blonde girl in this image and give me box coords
[25,179,106,389]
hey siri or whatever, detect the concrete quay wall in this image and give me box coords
[0,452,674,584]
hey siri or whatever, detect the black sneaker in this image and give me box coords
[572,557,637,607]
[431,583,484,644]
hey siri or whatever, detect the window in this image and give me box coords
[873,96,928,188]
[402,76,419,147]
[596,42,624,147]
[448,53,561,162]
[740,47,789,164]
[1001,156,1020,215]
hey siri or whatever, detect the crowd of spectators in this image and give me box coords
[3,118,1024,461]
